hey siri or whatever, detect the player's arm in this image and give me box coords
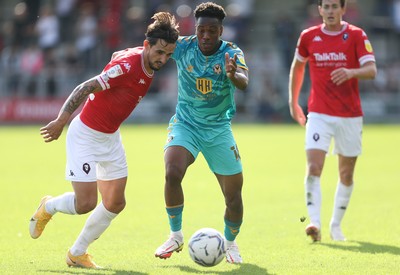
[331,61,377,86]
[40,77,103,143]
[225,53,249,91]
[288,56,307,126]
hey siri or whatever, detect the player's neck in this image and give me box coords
[323,21,345,32]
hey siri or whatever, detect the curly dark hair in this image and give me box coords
[194,2,226,23]
[318,0,345,8]
[145,12,180,45]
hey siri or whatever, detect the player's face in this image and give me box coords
[145,39,176,72]
[318,0,345,31]
[195,17,223,56]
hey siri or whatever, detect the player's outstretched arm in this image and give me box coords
[40,77,103,143]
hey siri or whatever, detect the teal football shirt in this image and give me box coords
[172,35,248,132]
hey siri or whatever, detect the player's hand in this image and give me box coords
[40,119,65,143]
[225,52,238,78]
[289,103,306,127]
[331,67,354,85]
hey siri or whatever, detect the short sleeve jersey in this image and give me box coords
[172,35,248,130]
[80,47,153,133]
[296,22,375,117]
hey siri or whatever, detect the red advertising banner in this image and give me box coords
[0,98,66,122]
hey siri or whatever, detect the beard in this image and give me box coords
[149,60,162,71]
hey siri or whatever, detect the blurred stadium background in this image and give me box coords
[0,0,399,124]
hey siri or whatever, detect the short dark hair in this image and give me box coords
[318,0,346,8]
[194,2,226,23]
[145,12,179,45]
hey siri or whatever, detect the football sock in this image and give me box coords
[330,182,354,226]
[224,218,242,242]
[170,230,183,241]
[166,205,183,232]
[70,202,117,256]
[45,192,77,215]
[305,175,321,228]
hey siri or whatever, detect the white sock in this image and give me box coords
[170,230,183,241]
[330,182,353,227]
[45,192,77,215]
[305,176,321,228]
[225,240,235,247]
[70,202,117,256]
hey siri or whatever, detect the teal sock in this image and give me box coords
[224,218,242,241]
[166,205,183,232]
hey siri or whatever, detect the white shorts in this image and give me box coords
[65,116,128,182]
[305,112,363,157]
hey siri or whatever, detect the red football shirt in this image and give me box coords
[80,47,153,133]
[296,22,375,117]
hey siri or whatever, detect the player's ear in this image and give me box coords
[143,39,150,49]
[219,25,224,37]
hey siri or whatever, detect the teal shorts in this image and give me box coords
[165,116,242,175]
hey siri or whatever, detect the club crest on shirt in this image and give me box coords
[213,64,222,74]
[343,33,349,41]
[106,64,123,78]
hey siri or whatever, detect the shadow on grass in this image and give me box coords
[38,264,271,275]
[164,263,272,275]
[320,240,400,256]
[38,267,148,275]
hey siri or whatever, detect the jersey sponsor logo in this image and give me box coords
[106,64,123,78]
[313,52,347,61]
[196,78,212,94]
[213,64,222,74]
[313,35,322,42]
[139,79,146,85]
[364,40,373,53]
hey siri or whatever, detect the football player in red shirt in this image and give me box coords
[289,0,377,242]
[29,12,179,268]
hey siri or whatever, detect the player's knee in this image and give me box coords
[104,199,126,214]
[307,162,323,176]
[75,199,97,214]
[165,164,185,185]
[225,193,243,214]
[340,171,354,185]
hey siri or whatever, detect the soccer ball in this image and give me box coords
[188,228,226,267]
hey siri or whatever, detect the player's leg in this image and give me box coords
[155,145,194,258]
[329,155,356,241]
[203,129,243,263]
[304,149,326,241]
[66,123,127,268]
[155,117,197,259]
[67,178,126,268]
[303,113,333,241]
[215,173,244,264]
[29,116,98,239]
[330,116,361,241]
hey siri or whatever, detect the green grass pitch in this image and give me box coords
[1,124,399,274]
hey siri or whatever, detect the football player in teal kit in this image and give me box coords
[155,2,249,264]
